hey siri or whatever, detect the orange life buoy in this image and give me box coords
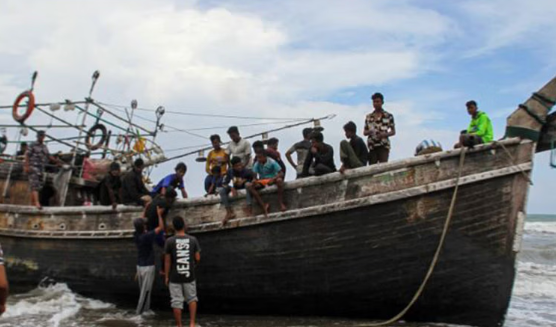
[12,91,35,123]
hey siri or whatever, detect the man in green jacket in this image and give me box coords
[455,100,493,148]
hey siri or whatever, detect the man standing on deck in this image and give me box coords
[455,100,494,148]
[24,130,62,209]
[121,158,152,206]
[226,126,252,168]
[285,128,313,179]
[165,216,201,327]
[0,243,8,316]
[364,93,396,165]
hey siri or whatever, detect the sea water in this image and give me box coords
[1,215,555,327]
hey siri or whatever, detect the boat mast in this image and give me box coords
[59,71,100,206]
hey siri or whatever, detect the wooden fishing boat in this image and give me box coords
[0,74,555,327]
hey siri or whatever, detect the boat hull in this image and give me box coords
[0,140,533,327]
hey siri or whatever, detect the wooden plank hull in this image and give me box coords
[0,140,533,327]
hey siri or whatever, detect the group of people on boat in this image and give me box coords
[21,93,494,220]
[0,92,495,326]
[125,93,493,327]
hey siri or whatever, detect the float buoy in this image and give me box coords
[12,91,35,123]
[85,124,108,150]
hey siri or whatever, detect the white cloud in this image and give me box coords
[0,0,494,200]
[460,0,556,57]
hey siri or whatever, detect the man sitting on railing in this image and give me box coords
[204,134,229,194]
[219,156,254,224]
[455,100,493,148]
[151,162,188,199]
[98,162,122,210]
[247,150,286,217]
[122,158,152,206]
[301,131,336,177]
[339,121,368,174]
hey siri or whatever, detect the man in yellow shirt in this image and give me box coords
[205,134,229,193]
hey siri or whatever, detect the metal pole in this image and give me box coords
[70,71,100,174]
[59,71,100,206]
[152,114,336,165]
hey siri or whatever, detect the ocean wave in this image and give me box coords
[507,262,556,327]
[3,283,114,327]
[525,221,556,235]
[512,262,556,298]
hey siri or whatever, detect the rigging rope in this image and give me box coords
[493,141,534,185]
[154,114,335,165]
[361,148,467,327]
[96,101,313,121]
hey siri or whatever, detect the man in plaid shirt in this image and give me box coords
[364,93,396,165]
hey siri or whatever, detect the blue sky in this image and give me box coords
[0,0,554,213]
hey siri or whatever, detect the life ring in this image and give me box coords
[85,124,108,150]
[12,91,35,123]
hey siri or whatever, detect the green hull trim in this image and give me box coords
[505,126,540,141]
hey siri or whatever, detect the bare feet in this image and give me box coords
[222,211,236,226]
[280,203,287,212]
[263,203,270,218]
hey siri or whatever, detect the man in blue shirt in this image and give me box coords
[151,162,188,199]
[247,150,286,217]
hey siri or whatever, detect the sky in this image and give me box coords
[0,0,554,213]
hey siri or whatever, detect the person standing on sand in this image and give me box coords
[165,217,201,327]
[133,212,164,315]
